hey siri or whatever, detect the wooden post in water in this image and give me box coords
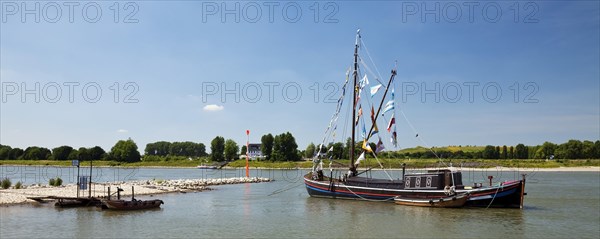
[76,163,80,198]
[89,159,93,198]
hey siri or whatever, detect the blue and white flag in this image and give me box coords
[359,75,369,89]
[370,84,382,97]
[382,100,394,115]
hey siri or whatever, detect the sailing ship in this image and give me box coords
[303,30,526,208]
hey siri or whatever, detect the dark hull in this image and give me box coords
[101,199,164,210]
[304,174,525,208]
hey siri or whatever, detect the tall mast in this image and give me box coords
[349,29,360,176]
[366,69,396,141]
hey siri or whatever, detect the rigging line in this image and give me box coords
[314,69,351,170]
[486,185,501,209]
[344,183,393,202]
[360,38,386,85]
[268,182,303,196]
[321,69,350,146]
[341,77,352,153]
[371,151,393,181]
[399,110,446,166]
[359,58,385,86]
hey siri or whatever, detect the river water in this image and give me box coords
[1,167,599,238]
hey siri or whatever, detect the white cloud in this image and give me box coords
[117,129,129,133]
[203,104,224,112]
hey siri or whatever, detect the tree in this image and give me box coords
[509,146,514,159]
[68,149,80,161]
[52,146,73,161]
[515,144,528,159]
[343,137,352,160]
[528,146,538,159]
[196,143,207,157]
[88,146,106,161]
[169,142,187,156]
[261,134,274,161]
[0,145,11,160]
[78,147,90,161]
[210,136,225,161]
[535,141,557,159]
[582,140,595,159]
[482,145,496,159]
[22,147,51,160]
[272,132,299,161]
[594,140,600,159]
[224,139,239,161]
[110,139,141,162]
[329,142,345,159]
[145,141,171,156]
[8,148,24,159]
[240,145,247,156]
[555,140,583,159]
[305,143,316,158]
[495,146,501,159]
[502,145,508,159]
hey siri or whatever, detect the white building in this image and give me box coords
[247,143,264,160]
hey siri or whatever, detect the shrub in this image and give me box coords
[55,177,63,186]
[15,181,22,189]
[1,178,11,189]
[49,177,63,186]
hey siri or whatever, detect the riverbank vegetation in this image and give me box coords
[0,137,598,169]
[1,158,596,169]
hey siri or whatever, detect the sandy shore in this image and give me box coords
[0,177,272,206]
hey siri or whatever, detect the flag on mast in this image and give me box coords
[391,130,398,147]
[370,84,382,97]
[376,138,385,153]
[354,152,366,166]
[362,140,373,153]
[370,106,375,123]
[382,100,394,115]
[387,113,396,132]
[361,122,367,139]
[371,123,379,137]
[355,105,363,126]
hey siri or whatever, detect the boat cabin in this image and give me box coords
[404,169,463,190]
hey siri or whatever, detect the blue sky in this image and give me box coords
[1,1,599,152]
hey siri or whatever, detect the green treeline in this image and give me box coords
[0,138,141,162]
[2,138,598,163]
[0,131,302,162]
[377,140,600,160]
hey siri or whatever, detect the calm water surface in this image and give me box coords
[1,167,599,238]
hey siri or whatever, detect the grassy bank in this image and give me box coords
[1,159,598,169]
[0,159,201,167]
[227,158,600,169]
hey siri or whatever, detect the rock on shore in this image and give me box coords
[0,177,272,205]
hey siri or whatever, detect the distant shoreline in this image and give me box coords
[1,164,598,172]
